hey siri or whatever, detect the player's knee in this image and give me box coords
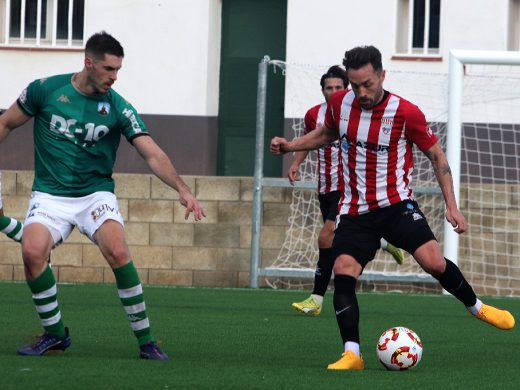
[333,255,362,278]
[421,257,446,276]
[21,244,49,266]
[103,244,131,267]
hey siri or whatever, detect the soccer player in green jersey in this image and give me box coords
[0,31,205,360]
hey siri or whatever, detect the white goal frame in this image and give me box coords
[444,50,520,266]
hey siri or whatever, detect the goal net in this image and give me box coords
[263,59,520,297]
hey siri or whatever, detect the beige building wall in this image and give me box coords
[1,171,518,296]
[0,171,291,288]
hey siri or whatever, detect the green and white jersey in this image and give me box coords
[18,73,148,196]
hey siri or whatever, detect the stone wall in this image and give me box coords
[0,171,292,288]
[2,171,519,296]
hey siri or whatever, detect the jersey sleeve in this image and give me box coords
[324,99,338,131]
[116,99,149,141]
[303,108,316,134]
[17,79,45,117]
[404,103,438,152]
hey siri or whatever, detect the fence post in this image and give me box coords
[250,55,270,288]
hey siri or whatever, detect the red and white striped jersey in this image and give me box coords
[304,102,344,194]
[324,90,438,215]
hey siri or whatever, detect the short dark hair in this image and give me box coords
[320,65,349,89]
[342,46,382,72]
[85,31,124,59]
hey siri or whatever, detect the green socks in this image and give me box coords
[0,215,23,242]
[113,261,154,346]
[27,265,66,338]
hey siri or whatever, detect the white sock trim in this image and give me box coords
[344,341,360,356]
[467,298,483,316]
[311,294,323,305]
[118,284,143,298]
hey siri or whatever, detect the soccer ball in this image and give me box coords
[376,326,423,371]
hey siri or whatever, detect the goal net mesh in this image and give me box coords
[264,61,520,297]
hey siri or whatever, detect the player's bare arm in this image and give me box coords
[132,135,206,221]
[271,125,337,155]
[424,142,467,234]
[0,102,31,142]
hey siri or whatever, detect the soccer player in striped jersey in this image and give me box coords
[0,31,205,360]
[271,45,515,370]
[289,66,404,316]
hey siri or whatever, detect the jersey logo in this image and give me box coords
[356,140,389,154]
[122,108,143,132]
[57,95,71,104]
[50,114,110,146]
[19,88,28,104]
[98,102,110,116]
[381,118,393,134]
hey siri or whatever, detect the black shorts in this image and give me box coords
[332,200,437,268]
[318,191,342,223]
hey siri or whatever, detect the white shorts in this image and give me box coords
[25,191,125,246]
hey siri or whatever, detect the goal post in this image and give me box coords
[250,55,269,289]
[445,50,520,267]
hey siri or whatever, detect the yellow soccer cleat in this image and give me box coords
[476,303,515,330]
[291,296,322,316]
[385,242,405,265]
[327,351,364,370]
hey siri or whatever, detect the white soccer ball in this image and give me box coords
[376,326,423,371]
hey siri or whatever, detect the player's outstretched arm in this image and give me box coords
[271,125,337,156]
[132,135,206,221]
[424,142,467,234]
[0,102,32,143]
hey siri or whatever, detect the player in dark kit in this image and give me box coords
[0,31,205,360]
[271,45,515,370]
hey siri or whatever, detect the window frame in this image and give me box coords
[508,0,520,51]
[0,0,86,49]
[394,0,442,59]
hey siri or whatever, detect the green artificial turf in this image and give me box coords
[0,282,518,389]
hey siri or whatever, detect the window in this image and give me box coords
[1,0,85,48]
[509,0,520,50]
[396,0,441,56]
